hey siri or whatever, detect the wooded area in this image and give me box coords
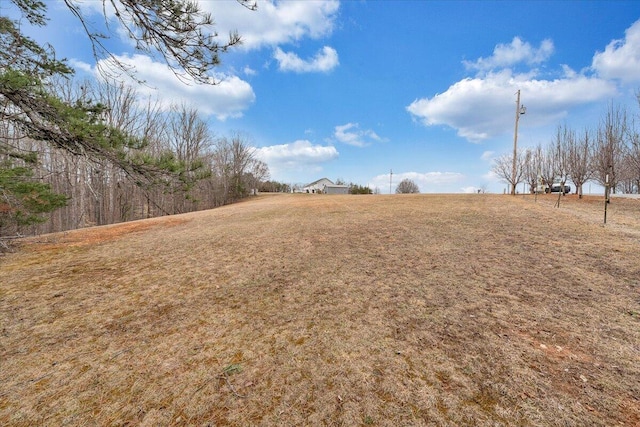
[1,78,269,237]
[1,0,269,243]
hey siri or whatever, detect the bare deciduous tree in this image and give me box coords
[492,151,525,193]
[168,105,212,166]
[229,133,257,200]
[567,127,593,198]
[619,92,640,193]
[537,142,556,194]
[212,133,258,204]
[395,178,420,194]
[523,147,542,194]
[623,132,640,193]
[551,125,571,207]
[592,103,627,193]
[250,160,270,193]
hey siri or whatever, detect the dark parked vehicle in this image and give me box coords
[546,184,571,193]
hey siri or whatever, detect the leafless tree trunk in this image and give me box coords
[567,127,593,198]
[621,92,640,193]
[523,147,542,194]
[166,104,214,213]
[212,137,232,205]
[552,125,571,207]
[538,142,556,194]
[591,103,627,194]
[492,150,525,193]
[625,131,640,193]
[230,133,256,201]
[249,160,270,194]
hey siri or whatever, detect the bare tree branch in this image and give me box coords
[60,0,253,85]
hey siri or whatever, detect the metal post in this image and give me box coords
[604,173,609,224]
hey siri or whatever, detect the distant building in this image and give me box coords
[323,184,349,195]
[302,178,349,194]
[303,178,333,193]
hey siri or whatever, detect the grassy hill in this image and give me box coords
[1,194,639,426]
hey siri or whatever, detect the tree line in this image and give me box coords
[1,0,269,244]
[493,96,640,197]
[1,78,269,238]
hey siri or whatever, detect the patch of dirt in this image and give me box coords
[17,217,189,252]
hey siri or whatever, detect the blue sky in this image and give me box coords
[6,0,640,193]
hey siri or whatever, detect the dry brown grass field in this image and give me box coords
[1,193,639,426]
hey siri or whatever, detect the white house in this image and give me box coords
[303,178,333,193]
[302,178,349,194]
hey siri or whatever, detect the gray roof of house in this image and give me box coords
[305,177,334,187]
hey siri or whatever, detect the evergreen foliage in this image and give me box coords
[349,183,373,194]
[0,160,67,233]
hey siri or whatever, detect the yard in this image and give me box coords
[1,193,639,426]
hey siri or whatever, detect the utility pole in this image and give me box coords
[389,169,393,194]
[511,90,526,195]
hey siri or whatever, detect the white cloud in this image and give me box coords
[90,54,255,120]
[274,46,339,73]
[406,69,616,142]
[592,19,640,83]
[64,1,341,118]
[81,0,340,52]
[464,37,554,72]
[69,59,93,73]
[334,123,382,147]
[370,171,465,194]
[480,151,495,161]
[406,24,640,143]
[255,140,339,174]
[199,0,340,50]
[78,0,340,75]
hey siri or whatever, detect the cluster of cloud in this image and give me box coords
[254,140,338,176]
[204,0,340,50]
[74,0,340,120]
[407,19,640,143]
[592,19,640,83]
[407,70,616,142]
[199,0,340,73]
[74,54,256,121]
[250,122,386,180]
[463,37,554,72]
[274,46,339,73]
[333,123,384,147]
